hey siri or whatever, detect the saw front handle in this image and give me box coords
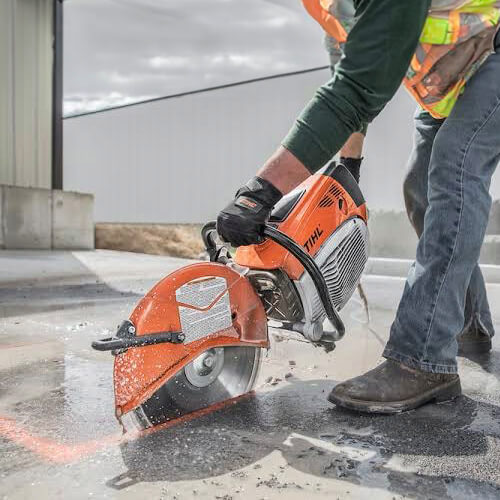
[91,320,185,352]
[203,221,345,340]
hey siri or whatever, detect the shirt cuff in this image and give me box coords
[281,120,333,174]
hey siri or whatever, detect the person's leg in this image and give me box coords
[403,109,443,236]
[404,111,494,355]
[460,268,494,354]
[386,41,500,373]
[388,37,500,372]
[330,34,500,413]
[339,132,365,182]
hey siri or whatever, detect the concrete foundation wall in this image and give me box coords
[3,185,52,248]
[0,185,94,250]
[52,190,94,249]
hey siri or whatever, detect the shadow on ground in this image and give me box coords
[0,283,142,317]
[0,251,144,318]
[110,377,500,499]
[465,349,500,384]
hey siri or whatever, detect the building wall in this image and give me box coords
[0,0,53,189]
[64,69,500,220]
[64,68,500,260]
[64,70,330,223]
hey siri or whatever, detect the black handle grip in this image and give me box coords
[201,221,218,252]
[91,331,185,352]
[92,338,128,351]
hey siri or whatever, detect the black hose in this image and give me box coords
[201,221,345,338]
[201,221,218,253]
[262,225,345,339]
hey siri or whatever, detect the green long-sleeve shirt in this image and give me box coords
[282,0,431,172]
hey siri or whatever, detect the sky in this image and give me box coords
[63,0,327,116]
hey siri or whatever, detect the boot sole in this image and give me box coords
[457,339,492,356]
[328,377,462,415]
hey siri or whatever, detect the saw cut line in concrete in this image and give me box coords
[0,416,122,464]
[0,392,254,464]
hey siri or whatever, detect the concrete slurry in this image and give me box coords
[1,250,499,499]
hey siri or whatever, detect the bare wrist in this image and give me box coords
[257,146,311,195]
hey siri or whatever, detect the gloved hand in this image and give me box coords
[217,176,282,247]
[339,156,363,184]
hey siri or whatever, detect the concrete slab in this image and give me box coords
[366,257,500,284]
[482,234,500,265]
[369,209,500,265]
[2,185,51,249]
[52,190,94,250]
[0,249,190,287]
[0,338,62,372]
[0,250,499,499]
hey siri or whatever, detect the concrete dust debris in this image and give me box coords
[256,473,304,490]
[230,471,247,479]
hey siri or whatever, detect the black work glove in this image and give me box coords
[217,177,282,247]
[339,156,363,184]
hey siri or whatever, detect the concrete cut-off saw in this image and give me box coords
[92,162,369,429]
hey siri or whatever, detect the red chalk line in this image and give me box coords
[0,392,252,464]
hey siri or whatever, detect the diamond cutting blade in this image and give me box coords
[134,346,262,428]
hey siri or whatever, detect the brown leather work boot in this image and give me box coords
[457,318,492,356]
[328,360,461,414]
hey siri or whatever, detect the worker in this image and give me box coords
[402,113,495,359]
[326,0,495,355]
[216,0,500,413]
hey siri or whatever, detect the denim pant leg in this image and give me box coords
[384,45,500,374]
[403,110,495,338]
[403,109,443,237]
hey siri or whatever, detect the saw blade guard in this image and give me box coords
[112,262,268,418]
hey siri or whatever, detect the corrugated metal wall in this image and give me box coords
[64,69,500,224]
[64,70,331,223]
[0,0,53,189]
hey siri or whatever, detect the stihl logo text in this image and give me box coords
[304,226,324,253]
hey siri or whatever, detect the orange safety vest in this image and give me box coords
[303,0,500,118]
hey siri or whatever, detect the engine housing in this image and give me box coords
[234,162,369,341]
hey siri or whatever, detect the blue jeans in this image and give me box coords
[384,32,500,374]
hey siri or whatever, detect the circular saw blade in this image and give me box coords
[134,346,262,428]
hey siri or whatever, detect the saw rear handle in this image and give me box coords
[203,221,345,340]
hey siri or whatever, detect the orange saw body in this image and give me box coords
[93,162,369,428]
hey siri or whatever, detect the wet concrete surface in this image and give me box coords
[1,250,500,499]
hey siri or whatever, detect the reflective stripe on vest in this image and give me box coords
[302,0,348,43]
